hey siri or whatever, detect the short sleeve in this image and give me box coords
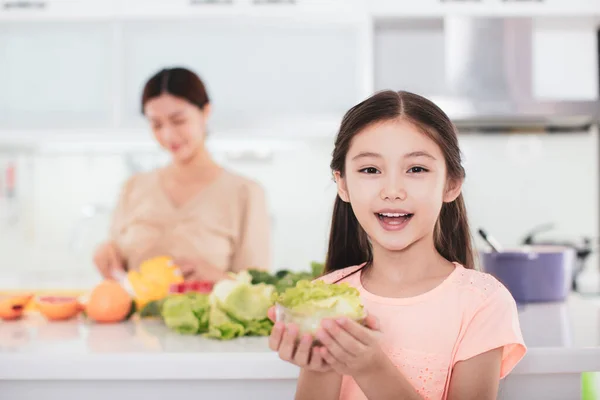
[454,286,527,378]
[229,181,272,272]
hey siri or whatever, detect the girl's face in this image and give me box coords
[144,93,211,164]
[335,118,462,253]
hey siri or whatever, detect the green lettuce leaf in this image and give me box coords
[161,293,210,335]
[204,306,245,340]
[274,280,366,334]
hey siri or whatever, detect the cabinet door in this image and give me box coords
[369,0,600,17]
[0,0,116,21]
[119,19,368,137]
[0,22,114,130]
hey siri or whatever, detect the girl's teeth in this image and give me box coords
[380,213,406,217]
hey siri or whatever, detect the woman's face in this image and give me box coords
[143,93,211,164]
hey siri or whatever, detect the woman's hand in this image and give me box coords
[93,240,125,279]
[266,306,333,373]
[316,314,386,377]
[173,257,229,282]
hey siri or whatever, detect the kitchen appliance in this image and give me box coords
[376,17,600,131]
[481,245,575,303]
[521,223,595,293]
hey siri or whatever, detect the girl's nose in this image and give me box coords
[380,178,407,201]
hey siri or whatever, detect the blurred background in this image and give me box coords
[0,0,599,294]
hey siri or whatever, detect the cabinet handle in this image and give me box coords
[2,1,46,9]
[252,0,296,4]
[188,0,233,5]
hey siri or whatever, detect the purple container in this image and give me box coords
[481,246,575,303]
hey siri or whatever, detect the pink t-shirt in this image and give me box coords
[318,262,527,400]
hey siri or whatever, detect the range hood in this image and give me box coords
[428,17,600,132]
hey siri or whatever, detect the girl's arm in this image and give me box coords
[352,357,422,400]
[350,347,503,400]
[295,369,342,400]
[446,347,503,399]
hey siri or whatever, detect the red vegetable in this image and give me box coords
[169,280,214,295]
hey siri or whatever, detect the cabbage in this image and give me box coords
[274,280,366,335]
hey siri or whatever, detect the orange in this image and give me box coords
[86,280,133,324]
[35,296,82,321]
[0,294,32,320]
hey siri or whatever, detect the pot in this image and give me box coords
[480,245,575,303]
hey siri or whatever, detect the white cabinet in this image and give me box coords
[0,22,115,130]
[119,19,367,136]
[0,0,116,21]
[369,0,600,17]
[121,0,364,20]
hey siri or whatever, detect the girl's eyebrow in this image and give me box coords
[405,151,436,160]
[351,151,381,161]
[351,150,436,161]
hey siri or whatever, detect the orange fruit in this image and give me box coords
[86,280,133,324]
[35,296,82,321]
[0,294,32,320]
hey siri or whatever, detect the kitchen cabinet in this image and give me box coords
[0,22,115,130]
[119,18,369,137]
[0,0,116,21]
[121,0,364,21]
[368,0,600,17]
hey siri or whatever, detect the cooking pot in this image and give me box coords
[480,245,575,303]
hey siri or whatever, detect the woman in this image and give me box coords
[93,67,271,282]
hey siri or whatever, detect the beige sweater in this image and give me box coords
[109,168,271,273]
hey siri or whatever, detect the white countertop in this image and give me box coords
[1,294,599,380]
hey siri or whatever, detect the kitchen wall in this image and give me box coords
[0,15,599,292]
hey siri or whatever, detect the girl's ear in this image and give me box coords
[333,171,350,202]
[443,178,463,203]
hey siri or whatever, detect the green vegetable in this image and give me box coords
[247,261,326,295]
[139,299,165,318]
[161,293,210,335]
[204,271,275,340]
[275,280,366,335]
[310,261,325,277]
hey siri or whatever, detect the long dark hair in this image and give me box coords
[324,90,475,274]
[141,67,210,113]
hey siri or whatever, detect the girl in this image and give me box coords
[93,67,271,281]
[268,90,526,400]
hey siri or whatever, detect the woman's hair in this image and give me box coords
[141,67,210,113]
[324,90,475,274]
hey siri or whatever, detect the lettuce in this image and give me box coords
[161,292,210,335]
[203,271,275,340]
[274,280,366,334]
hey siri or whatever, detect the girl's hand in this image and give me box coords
[268,321,332,372]
[93,240,125,279]
[316,314,386,377]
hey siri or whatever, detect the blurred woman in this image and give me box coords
[93,67,271,281]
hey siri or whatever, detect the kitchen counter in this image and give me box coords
[0,294,599,400]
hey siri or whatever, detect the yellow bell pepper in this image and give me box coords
[127,256,184,309]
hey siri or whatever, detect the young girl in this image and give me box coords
[268,90,526,400]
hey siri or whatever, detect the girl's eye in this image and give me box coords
[360,167,380,174]
[173,119,186,125]
[408,166,428,173]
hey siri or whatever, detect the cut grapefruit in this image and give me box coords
[0,294,32,321]
[35,296,82,321]
[85,280,133,324]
